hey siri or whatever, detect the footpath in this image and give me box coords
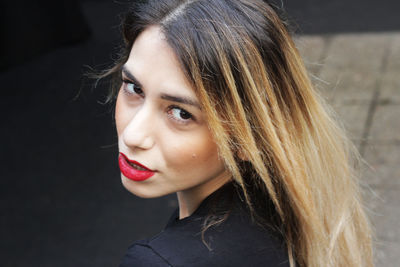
[297,32,400,266]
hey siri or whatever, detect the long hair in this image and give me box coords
[103,0,373,266]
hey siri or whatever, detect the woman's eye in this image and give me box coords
[167,106,194,124]
[123,80,143,96]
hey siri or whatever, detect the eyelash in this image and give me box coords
[166,105,195,125]
[122,79,143,96]
[121,79,195,125]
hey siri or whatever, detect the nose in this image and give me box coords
[121,104,155,150]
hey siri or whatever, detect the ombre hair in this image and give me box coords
[103,0,373,266]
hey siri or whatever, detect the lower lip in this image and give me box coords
[118,153,155,181]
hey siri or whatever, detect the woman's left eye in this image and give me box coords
[167,106,194,124]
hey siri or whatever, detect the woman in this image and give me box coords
[102,0,373,266]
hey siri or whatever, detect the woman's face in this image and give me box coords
[115,26,230,199]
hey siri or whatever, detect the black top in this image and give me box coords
[119,183,289,267]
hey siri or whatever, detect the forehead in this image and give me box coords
[129,26,170,66]
[124,26,195,98]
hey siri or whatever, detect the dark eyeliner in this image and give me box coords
[121,78,143,96]
[167,105,196,122]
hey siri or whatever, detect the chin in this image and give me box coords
[121,175,167,199]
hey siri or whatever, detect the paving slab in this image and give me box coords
[369,104,400,142]
[374,239,400,267]
[362,143,400,186]
[296,35,336,103]
[320,33,391,71]
[300,32,400,266]
[318,33,391,104]
[379,33,400,104]
[363,185,400,266]
[295,35,327,74]
[333,103,370,142]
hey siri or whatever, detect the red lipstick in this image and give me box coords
[118,152,155,181]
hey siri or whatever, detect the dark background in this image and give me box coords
[1,0,399,266]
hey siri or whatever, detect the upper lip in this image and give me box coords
[120,152,154,171]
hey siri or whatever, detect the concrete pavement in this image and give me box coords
[297,32,400,266]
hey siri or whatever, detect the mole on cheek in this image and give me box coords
[191,153,197,159]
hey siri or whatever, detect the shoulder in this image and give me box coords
[120,211,289,266]
[119,241,172,267]
[120,225,288,267]
[201,207,290,266]
[120,184,289,266]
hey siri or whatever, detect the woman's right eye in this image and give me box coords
[122,80,143,96]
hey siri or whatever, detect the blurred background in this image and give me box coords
[1,0,399,266]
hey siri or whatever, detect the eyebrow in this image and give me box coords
[121,66,143,87]
[122,65,201,109]
[160,94,201,109]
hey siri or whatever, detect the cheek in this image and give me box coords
[163,129,222,171]
[115,91,127,136]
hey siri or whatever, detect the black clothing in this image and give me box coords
[120,183,289,267]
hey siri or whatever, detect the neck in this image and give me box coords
[176,171,231,219]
